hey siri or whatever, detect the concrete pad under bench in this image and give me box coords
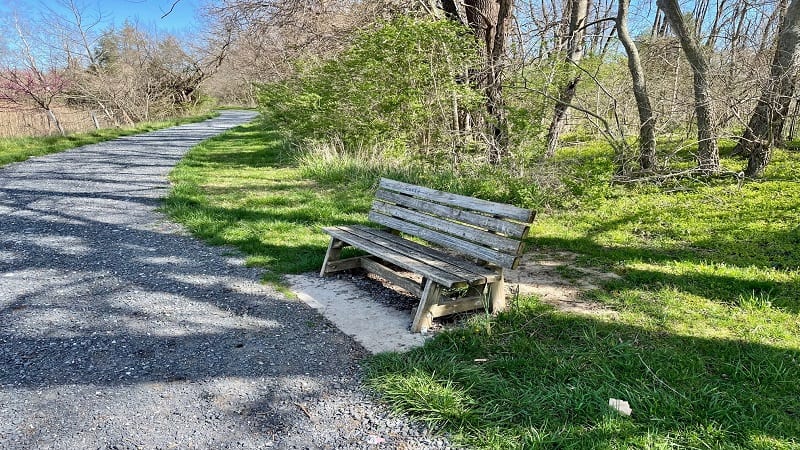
[286,273,428,354]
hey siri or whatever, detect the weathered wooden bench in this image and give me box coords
[319,178,536,332]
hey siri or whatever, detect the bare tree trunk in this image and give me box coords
[652,10,669,37]
[440,0,463,22]
[96,101,119,126]
[545,0,588,158]
[617,0,657,171]
[46,109,66,136]
[460,0,515,163]
[788,97,800,140]
[758,0,789,54]
[736,0,800,177]
[555,0,574,52]
[657,0,720,173]
[90,111,100,129]
[693,0,710,36]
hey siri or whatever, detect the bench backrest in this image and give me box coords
[369,178,536,269]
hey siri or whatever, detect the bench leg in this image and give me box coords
[488,273,506,313]
[319,237,343,277]
[411,279,442,333]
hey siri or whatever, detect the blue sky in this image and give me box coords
[1,0,205,35]
[100,0,204,33]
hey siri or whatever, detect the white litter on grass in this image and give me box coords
[608,398,632,416]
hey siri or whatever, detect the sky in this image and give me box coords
[98,0,204,33]
[1,0,205,35]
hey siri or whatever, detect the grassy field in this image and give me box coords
[0,112,218,168]
[164,120,800,449]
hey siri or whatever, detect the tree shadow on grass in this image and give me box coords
[367,302,800,448]
[612,265,800,313]
[163,181,374,275]
[534,233,800,313]
[179,126,294,170]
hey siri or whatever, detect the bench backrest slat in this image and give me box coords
[379,178,535,223]
[369,211,518,268]
[375,189,530,238]
[371,178,536,269]
[371,201,523,254]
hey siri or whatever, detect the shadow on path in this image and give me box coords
[0,112,438,449]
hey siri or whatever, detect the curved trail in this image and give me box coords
[0,112,448,449]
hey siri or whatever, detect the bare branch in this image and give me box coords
[161,0,181,19]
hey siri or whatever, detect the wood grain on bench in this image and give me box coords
[320,178,536,332]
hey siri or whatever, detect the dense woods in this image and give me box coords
[3,0,800,177]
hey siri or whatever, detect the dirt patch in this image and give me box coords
[286,273,428,354]
[505,251,619,317]
[289,250,621,352]
[332,250,620,319]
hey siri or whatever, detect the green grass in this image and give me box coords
[163,121,800,449]
[163,122,374,283]
[369,145,800,448]
[368,300,799,449]
[0,112,218,168]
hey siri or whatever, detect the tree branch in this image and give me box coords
[161,0,181,19]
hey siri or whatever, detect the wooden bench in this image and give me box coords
[319,178,536,332]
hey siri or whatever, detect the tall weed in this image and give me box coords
[296,139,546,209]
[296,139,418,190]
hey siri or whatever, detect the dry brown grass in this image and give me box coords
[0,105,113,138]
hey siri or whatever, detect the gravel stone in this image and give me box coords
[0,111,455,449]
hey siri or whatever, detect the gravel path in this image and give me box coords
[0,111,451,449]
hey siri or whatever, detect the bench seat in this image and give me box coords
[322,225,502,289]
[320,178,535,332]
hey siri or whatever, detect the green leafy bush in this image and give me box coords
[259,17,549,210]
[258,17,482,154]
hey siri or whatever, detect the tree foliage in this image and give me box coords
[259,18,483,155]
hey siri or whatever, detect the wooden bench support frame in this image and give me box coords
[489,274,506,312]
[321,246,504,331]
[412,279,442,332]
[320,178,535,333]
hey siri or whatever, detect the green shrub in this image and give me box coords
[258,17,483,154]
[258,17,556,211]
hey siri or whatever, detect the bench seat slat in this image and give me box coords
[352,225,502,282]
[369,211,518,268]
[371,200,523,255]
[323,226,460,287]
[375,189,531,239]
[323,226,497,288]
[380,178,535,223]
